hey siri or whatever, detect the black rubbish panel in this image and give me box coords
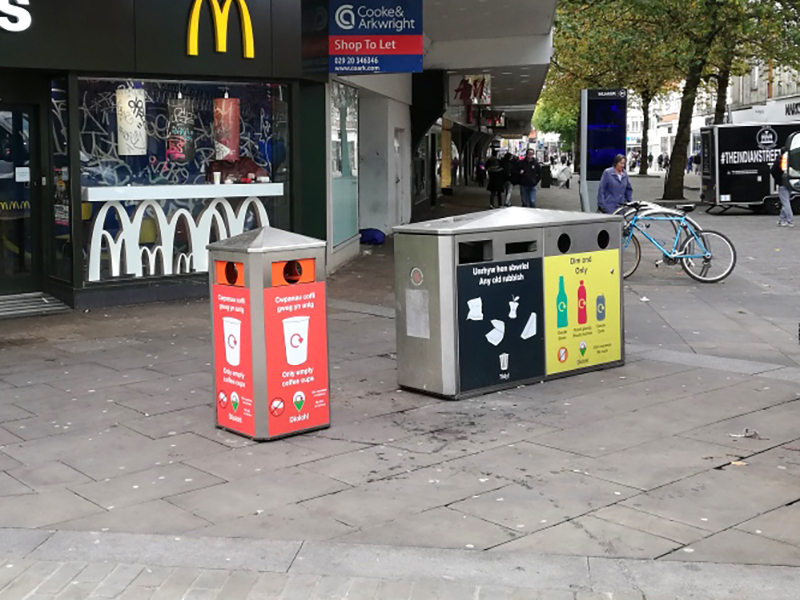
[457,259,545,394]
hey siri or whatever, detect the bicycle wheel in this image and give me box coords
[680,229,737,283]
[621,232,641,279]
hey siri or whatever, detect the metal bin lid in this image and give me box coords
[393,207,619,236]
[207,227,326,254]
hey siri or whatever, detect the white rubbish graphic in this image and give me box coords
[500,353,510,371]
[223,317,242,366]
[283,316,311,366]
[509,296,520,319]
[521,313,538,340]
[467,298,484,321]
[485,320,506,346]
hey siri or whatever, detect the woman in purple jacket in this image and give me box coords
[597,154,633,213]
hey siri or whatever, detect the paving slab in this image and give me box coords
[63,433,227,481]
[622,468,800,532]
[449,472,639,533]
[2,404,143,441]
[292,542,592,590]
[183,440,330,482]
[52,500,212,535]
[734,504,800,548]
[6,462,92,491]
[335,506,520,550]
[300,465,505,529]
[29,532,301,572]
[70,463,225,511]
[491,516,681,559]
[662,528,800,566]
[0,403,34,424]
[568,436,735,490]
[589,505,707,546]
[0,491,103,529]
[166,467,349,524]
[300,445,443,486]
[386,419,557,461]
[0,471,34,496]
[679,399,800,452]
[2,424,153,467]
[35,562,90,595]
[443,441,583,483]
[0,528,53,557]
[187,504,353,542]
[48,369,166,394]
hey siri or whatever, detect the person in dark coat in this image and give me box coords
[771,153,794,227]
[500,152,516,206]
[485,150,505,208]
[517,148,542,208]
[597,154,633,213]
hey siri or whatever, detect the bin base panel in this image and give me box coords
[400,358,625,400]
[216,423,330,442]
[544,359,625,382]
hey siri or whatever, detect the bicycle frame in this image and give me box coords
[623,213,712,260]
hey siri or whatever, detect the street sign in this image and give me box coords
[329,0,423,74]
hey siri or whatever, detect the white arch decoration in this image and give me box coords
[88,196,270,282]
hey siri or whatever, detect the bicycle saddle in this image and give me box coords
[676,204,696,213]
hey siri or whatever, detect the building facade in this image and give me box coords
[0,0,555,310]
[730,65,800,124]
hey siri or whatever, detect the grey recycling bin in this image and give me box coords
[207,227,331,441]
[394,207,624,399]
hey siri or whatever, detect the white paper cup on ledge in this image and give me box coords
[213,172,222,185]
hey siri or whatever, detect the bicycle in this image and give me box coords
[621,202,737,283]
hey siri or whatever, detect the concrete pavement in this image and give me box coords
[1,175,800,598]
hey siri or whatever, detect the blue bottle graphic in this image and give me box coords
[556,276,568,329]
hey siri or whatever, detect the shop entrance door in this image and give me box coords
[0,106,40,295]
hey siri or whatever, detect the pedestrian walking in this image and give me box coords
[556,155,572,189]
[597,154,633,214]
[771,153,794,227]
[500,152,516,206]
[486,150,505,208]
[517,148,542,208]
[657,153,664,170]
[476,159,486,187]
[648,153,654,169]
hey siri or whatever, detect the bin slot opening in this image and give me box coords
[505,240,538,256]
[459,241,493,264]
[272,259,316,287]
[216,261,245,287]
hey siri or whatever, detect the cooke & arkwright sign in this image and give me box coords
[329,0,423,74]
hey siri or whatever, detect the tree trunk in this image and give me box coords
[639,93,651,176]
[714,52,734,125]
[664,62,704,200]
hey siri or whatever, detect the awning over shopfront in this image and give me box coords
[423,0,556,131]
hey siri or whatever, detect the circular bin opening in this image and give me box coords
[283,260,303,285]
[597,230,610,250]
[557,233,572,254]
[224,262,239,286]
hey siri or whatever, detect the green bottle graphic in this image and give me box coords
[557,276,568,329]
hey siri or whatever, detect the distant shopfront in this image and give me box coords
[0,0,305,307]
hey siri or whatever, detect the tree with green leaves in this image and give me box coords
[544,0,681,176]
[620,0,800,198]
[546,0,800,198]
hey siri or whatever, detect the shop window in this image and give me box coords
[76,78,290,283]
[50,79,72,282]
[330,81,359,247]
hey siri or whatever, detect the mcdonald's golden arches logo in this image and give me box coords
[187,0,255,59]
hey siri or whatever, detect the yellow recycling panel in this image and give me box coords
[544,249,621,375]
